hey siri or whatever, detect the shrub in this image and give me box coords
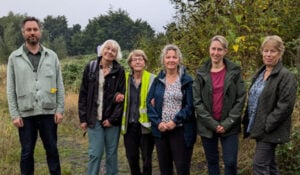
[276,128,300,174]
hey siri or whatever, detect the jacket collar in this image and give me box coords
[253,61,283,80]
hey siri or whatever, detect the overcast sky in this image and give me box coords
[0,0,176,33]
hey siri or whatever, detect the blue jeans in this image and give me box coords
[87,121,120,175]
[253,141,278,175]
[201,134,239,175]
[18,115,61,175]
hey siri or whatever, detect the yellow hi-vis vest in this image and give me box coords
[121,70,155,134]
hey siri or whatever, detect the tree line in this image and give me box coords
[0,9,156,61]
[0,0,299,83]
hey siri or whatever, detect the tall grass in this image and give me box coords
[0,63,299,175]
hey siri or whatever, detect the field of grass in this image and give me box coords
[0,63,299,175]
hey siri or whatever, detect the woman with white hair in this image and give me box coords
[78,39,125,175]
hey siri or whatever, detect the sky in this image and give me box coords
[0,0,176,33]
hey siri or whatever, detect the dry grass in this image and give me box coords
[0,64,299,175]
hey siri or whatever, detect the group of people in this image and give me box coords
[6,16,297,175]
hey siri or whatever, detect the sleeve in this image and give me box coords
[220,71,246,131]
[6,55,21,119]
[146,78,162,128]
[108,68,126,125]
[78,63,90,123]
[55,57,65,114]
[265,70,297,133]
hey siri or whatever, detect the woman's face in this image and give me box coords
[209,40,227,64]
[130,55,146,72]
[262,42,281,67]
[102,42,117,62]
[163,50,179,71]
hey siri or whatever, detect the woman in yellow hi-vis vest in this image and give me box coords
[116,49,156,175]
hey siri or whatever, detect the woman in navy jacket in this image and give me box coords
[147,44,196,175]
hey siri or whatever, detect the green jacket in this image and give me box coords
[121,70,155,134]
[7,44,65,119]
[193,58,246,138]
[243,62,297,143]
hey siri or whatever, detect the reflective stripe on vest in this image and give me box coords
[121,70,155,134]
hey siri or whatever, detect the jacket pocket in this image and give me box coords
[18,93,34,111]
[41,92,57,109]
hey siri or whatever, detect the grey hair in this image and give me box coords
[98,39,122,61]
[261,35,285,58]
[127,49,148,66]
[160,44,183,65]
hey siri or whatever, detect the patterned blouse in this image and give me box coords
[246,70,267,133]
[162,77,183,122]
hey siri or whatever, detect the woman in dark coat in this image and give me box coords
[193,35,246,175]
[243,35,297,175]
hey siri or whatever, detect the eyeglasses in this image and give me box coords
[262,49,278,55]
[131,58,144,62]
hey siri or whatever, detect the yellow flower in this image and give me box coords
[233,45,239,52]
[235,36,246,43]
[50,88,57,93]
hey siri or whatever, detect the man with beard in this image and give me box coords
[6,16,65,175]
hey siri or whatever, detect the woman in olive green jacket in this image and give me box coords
[193,35,246,175]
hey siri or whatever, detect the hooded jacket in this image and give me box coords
[193,58,246,138]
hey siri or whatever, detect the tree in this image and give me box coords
[0,12,24,63]
[83,9,155,54]
[168,0,300,78]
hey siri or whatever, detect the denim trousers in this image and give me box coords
[123,123,155,175]
[253,141,278,175]
[201,133,239,175]
[155,127,193,175]
[87,121,120,175]
[18,115,61,175]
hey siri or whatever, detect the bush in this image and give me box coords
[62,59,88,92]
[276,128,300,174]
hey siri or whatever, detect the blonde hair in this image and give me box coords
[261,35,285,58]
[98,39,122,61]
[160,44,183,65]
[210,35,228,50]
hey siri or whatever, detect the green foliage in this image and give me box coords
[0,12,24,63]
[276,129,300,174]
[61,55,94,92]
[0,10,156,62]
[84,9,155,53]
[168,0,300,78]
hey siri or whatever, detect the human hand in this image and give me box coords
[150,98,155,107]
[216,125,225,133]
[158,122,168,132]
[54,113,63,124]
[80,122,88,131]
[102,119,112,127]
[115,93,124,103]
[165,120,176,130]
[12,117,24,128]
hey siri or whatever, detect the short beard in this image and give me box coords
[26,37,39,46]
